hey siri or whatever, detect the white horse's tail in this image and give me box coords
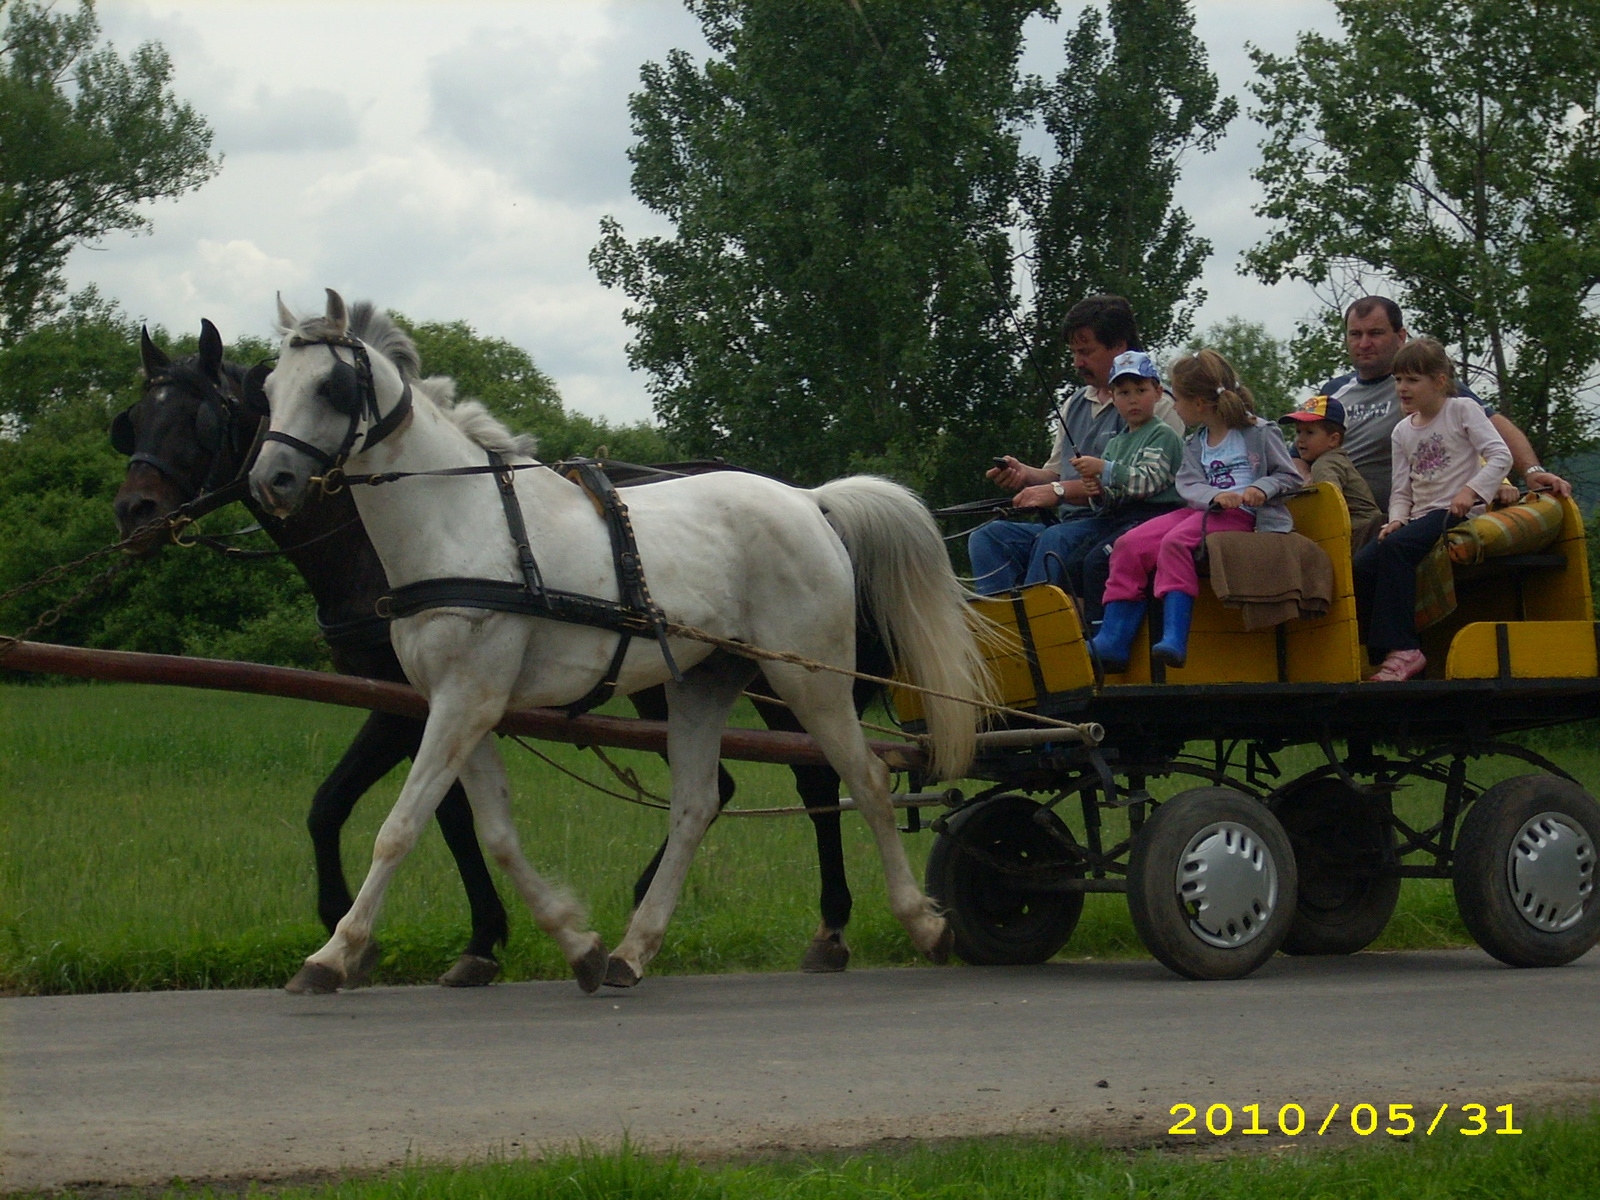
[811,475,998,780]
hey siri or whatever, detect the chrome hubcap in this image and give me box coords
[1177,821,1279,949]
[1507,812,1594,933]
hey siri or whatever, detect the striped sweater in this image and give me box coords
[1099,418,1183,506]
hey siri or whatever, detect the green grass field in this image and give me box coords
[47,1112,1600,1200]
[4,682,1595,995]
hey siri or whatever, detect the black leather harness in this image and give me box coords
[270,331,683,716]
[378,453,683,715]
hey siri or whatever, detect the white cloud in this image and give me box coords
[68,0,1352,429]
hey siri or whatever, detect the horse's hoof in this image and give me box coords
[343,941,383,989]
[800,934,850,973]
[285,961,344,995]
[438,953,500,988]
[571,940,609,994]
[602,956,641,989]
[926,922,955,966]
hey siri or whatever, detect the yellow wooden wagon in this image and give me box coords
[902,484,1600,980]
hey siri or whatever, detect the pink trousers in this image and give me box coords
[1102,506,1257,602]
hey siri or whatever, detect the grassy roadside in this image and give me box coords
[41,1111,1600,1200]
[4,683,1592,994]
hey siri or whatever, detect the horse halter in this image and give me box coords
[111,366,256,501]
[257,334,413,484]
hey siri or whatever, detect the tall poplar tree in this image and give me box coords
[1246,0,1600,459]
[592,0,1045,503]
[1021,0,1235,378]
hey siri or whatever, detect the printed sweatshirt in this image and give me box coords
[1175,417,1302,533]
[1389,396,1513,523]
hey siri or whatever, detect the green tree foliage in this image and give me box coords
[0,366,323,669]
[0,304,675,666]
[1023,0,1236,366]
[1246,0,1600,460]
[1187,316,1297,420]
[0,0,218,341]
[593,0,1046,502]
[0,285,135,423]
[396,314,675,463]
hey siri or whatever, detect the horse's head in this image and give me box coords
[111,319,256,555]
[249,289,414,517]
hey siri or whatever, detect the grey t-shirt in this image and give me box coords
[1321,370,1491,511]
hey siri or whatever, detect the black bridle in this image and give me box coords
[111,362,261,502]
[251,334,413,483]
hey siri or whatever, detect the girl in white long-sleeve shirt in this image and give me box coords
[1354,337,1512,681]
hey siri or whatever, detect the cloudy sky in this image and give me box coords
[72,1,1343,425]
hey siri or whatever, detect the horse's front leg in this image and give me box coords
[455,736,608,992]
[606,652,758,987]
[286,691,509,995]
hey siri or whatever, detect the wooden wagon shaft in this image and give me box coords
[0,640,925,769]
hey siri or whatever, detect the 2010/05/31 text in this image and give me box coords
[1167,1103,1521,1138]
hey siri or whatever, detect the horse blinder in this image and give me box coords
[242,362,273,417]
[109,408,136,456]
[319,359,362,418]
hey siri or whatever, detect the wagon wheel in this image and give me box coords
[1271,778,1400,955]
[925,793,1084,965]
[1126,787,1297,981]
[1452,774,1600,967]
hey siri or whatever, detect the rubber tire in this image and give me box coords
[1127,787,1297,981]
[1452,773,1600,968]
[1272,779,1401,955]
[925,794,1084,965]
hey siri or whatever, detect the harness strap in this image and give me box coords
[317,611,394,652]
[377,450,684,718]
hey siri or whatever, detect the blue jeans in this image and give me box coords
[969,516,1107,596]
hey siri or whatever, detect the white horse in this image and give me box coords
[249,290,993,992]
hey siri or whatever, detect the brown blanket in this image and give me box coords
[1205,531,1334,631]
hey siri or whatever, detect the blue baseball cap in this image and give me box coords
[1108,350,1161,384]
[1279,394,1347,427]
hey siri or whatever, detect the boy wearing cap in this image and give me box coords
[1280,395,1383,550]
[1070,351,1185,620]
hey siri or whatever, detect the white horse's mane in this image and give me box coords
[418,377,539,457]
[283,299,538,457]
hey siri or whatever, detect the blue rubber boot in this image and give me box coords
[1152,591,1195,668]
[1089,599,1144,672]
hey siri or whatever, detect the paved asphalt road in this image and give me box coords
[5,949,1599,1191]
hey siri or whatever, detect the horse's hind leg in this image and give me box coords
[607,652,758,987]
[761,664,950,963]
[753,691,853,971]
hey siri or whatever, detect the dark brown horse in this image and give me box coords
[111,321,871,986]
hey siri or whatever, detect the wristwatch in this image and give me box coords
[1524,464,1547,478]
[1050,480,1065,499]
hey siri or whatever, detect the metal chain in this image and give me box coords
[0,559,131,655]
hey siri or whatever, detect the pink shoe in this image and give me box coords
[1368,649,1426,682]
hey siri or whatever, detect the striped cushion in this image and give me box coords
[1444,493,1565,566]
